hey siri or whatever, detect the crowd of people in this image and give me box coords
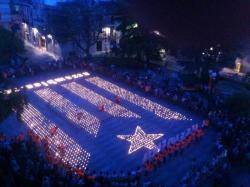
[143,125,205,174]
[208,111,250,164]
[0,57,85,83]
[180,147,229,186]
[0,125,209,186]
[0,131,141,186]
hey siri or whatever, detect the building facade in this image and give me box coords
[0,0,11,28]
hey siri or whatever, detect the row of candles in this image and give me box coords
[62,82,140,119]
[86,77,191,121]
[21,103,90,170]
[1,72,91,95]
[34,88,101,137]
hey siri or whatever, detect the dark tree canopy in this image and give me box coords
[48,0,103,57]
[0,91,27,123]
[0,27,25,65]
[117,20,167,63]
[223,93,250,118]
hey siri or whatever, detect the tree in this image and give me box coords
[223,93,250,118]
[0,27,25,65]
[113,0,166,63]
[116,17,167,63]
[48,0,103,57]
[0,91,27,122]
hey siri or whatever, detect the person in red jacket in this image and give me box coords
[115,95,121,104]
[50,126,58,137]
[99,104,105,112]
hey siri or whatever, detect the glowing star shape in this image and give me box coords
[117,126,164,154]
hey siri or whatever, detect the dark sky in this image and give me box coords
[128,0,250,50]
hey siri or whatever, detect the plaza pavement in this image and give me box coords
[0,71,216,185]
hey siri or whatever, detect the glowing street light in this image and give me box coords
[32,27,39,36]
[132,23,138,28]
[47,34,53,39]
[82,72,90,76]
[25,84,34,89]
[102,27,111,37]
[22,22,28,30]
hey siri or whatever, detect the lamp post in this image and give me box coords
[32,27,39,46]
[47,34,54,53]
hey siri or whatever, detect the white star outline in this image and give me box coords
[117,126,164,154]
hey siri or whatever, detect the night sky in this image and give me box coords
[128,0,250,50]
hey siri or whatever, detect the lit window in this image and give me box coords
[102,27,111,37]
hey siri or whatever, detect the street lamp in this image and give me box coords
[32,27,39,36]
[102,27,111,37]
[47,34,53,39]
[22,22,27,30]
[153,30,161,36]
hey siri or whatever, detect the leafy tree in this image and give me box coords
[48,0,103,57]
[107,1,167,63]
[223,93,250,118]
[0,27,25,65]
[118,21,163,61]
[0,91,27,122]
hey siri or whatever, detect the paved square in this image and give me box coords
[21,72,201,172]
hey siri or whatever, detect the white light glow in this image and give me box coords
[34,88,101,137]
[41,81,49,87]
[32,28,39,36]
[153,30,161,36]
[82,72,90,76]
[85,77,191,121]
[47,79,57,85]
[65,76,73,80]
[71,74,82,79]
[21,103,90,170]
[47,34,53,39]
[22,22,27,30]
[14,88,20,92]
[25,84,34,89]
[33,82,42,87]
[62,82,140,119]
[54,77,66,82]
[102,27,111,36]
[7,72,90,92]
[117,126,163,154]
[5,89,12,94]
